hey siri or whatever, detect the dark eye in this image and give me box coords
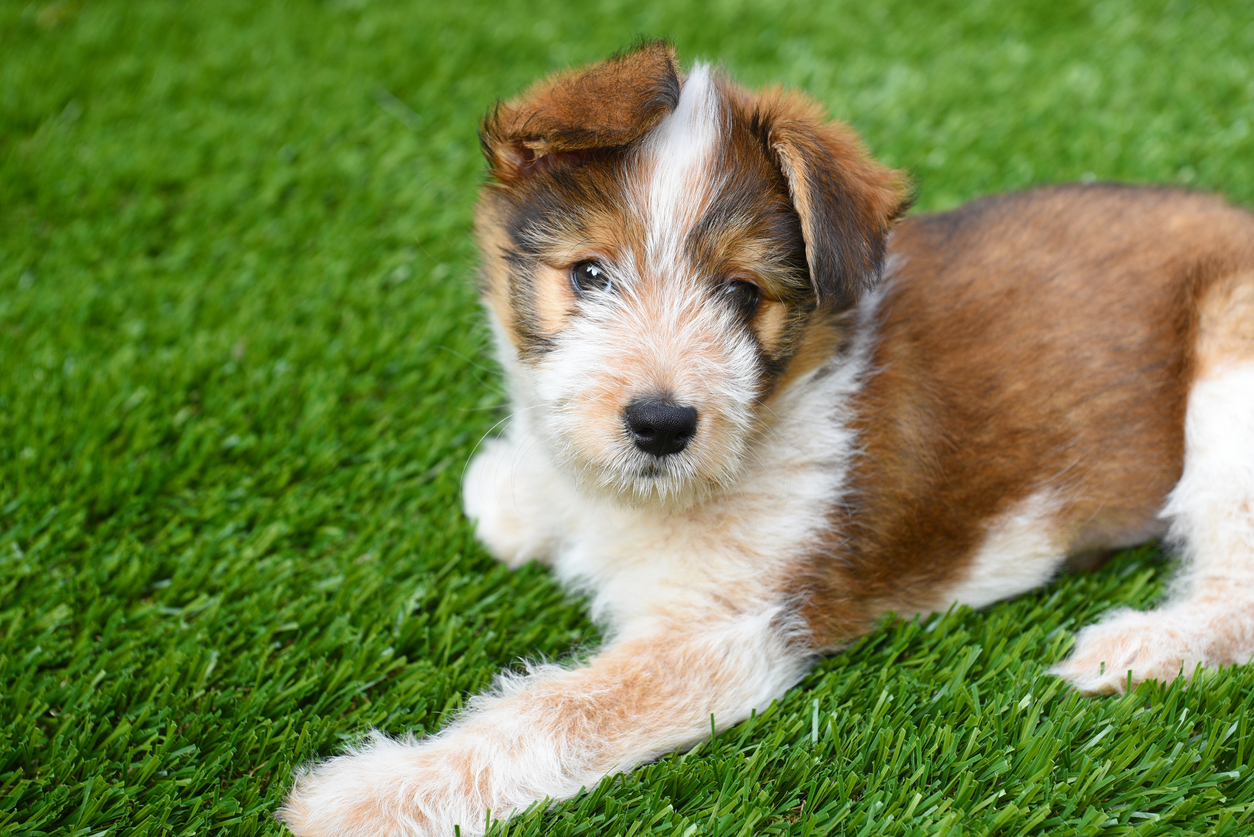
[570,260,612,295]
[723,280,761,319]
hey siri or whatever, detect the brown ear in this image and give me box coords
[751,90,909,308]
[480,41,681,183]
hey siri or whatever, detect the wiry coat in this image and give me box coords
[280,43,1254,836]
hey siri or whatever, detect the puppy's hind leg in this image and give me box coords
[1055,273,1254,694]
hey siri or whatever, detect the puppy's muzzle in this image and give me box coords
[624,399,698,457]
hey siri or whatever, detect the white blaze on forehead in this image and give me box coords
[640,64,723,272]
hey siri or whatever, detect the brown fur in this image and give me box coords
[797,185,1254,646]
[1195,271,1254,376]
[530,265,578,336]
[472,207,520,344]
[727,86,910,308]
[473,152,645,358]
[480,41,679,184]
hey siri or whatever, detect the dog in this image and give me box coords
[278,41,1254,836]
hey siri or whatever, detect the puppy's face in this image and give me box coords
[476,44,906,506]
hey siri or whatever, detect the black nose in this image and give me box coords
[624,400,698,457]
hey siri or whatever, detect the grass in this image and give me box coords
[3,0,1254,834]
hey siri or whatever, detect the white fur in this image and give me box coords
[1160,364,1254,593]
[640,63,722,264]
[1054,363,1254,693]
[561,299,877,629]
[532,272,763,504]
[462,434,568,568]
[470,290,880,631]
[515,67,760,506]
[942,490,1067,611]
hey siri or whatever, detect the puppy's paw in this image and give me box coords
[463,438,561,568]
[277,733,494,837]
[1051,609,1208,695]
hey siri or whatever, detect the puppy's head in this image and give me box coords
[476,42,907,506]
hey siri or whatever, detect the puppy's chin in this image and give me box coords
[557,438,745,511]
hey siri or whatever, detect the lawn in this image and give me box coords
[3,1,1254,834]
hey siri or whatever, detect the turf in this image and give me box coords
[3,1,1254,835]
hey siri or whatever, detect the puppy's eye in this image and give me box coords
[570,261,612,295]
[723,280,761,319]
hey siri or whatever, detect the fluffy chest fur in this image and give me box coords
[466,294,874,630]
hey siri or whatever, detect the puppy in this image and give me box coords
[279,42,1254,836]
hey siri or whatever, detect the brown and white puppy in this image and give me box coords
[279,42,1254,836]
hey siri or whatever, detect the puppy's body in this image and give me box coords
[280,46,1254,836]
[818,184,1247,633]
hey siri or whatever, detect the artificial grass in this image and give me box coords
[3,0,1254,834]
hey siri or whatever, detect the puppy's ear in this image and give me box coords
[750,90,909,308]
[481,41,681,184]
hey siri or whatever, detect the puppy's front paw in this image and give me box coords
[1051,609,1207,695]
[278,734,494,837]
[463,438,563,568]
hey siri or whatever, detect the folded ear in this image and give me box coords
[750,90,910,308]
[481,41,681,184]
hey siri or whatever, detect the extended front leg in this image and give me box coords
[278,607,812,837]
